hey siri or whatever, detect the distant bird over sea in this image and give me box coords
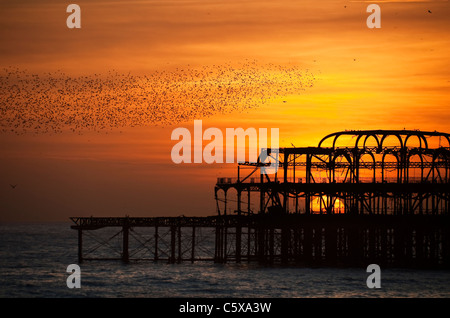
[0,61,315,135]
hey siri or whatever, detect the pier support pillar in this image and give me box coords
[191,226,196,263]
[122,225,129,263]
[304,226,313,265]
[236,226,242,263]
[170,226,176,264]
[215,225,226,263]
[154,225,159,262]
[269,228,275,264]
[177,226,182,263]
[281,227,290,264]
[325,226,337,266]
[257,227,266,263]
[78,229,83,264]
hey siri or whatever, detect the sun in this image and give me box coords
[311,196,345,214]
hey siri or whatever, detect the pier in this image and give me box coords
[70,130,450,268]
[71,214,450,268]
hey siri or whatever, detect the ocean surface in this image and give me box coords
[1,222,450,298]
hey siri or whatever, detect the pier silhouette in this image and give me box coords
[71,130,450,268]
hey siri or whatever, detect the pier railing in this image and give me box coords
[217,176,432,184]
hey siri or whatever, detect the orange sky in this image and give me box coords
[0,0,449,221]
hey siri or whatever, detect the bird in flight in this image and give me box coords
[428,10,432,14]
[10,184,18,189]
[0,63,316,135]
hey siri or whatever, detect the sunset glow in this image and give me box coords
[0,0,449,221]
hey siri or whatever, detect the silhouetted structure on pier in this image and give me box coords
[71,130,450,268]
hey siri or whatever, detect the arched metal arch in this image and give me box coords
[379,133,404,149]
[404,133,427,149]
[360,133,380,149]
[318,130,450,150]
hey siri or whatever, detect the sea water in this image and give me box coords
[1,223,449,298]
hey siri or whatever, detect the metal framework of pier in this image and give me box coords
[71,130,450,268]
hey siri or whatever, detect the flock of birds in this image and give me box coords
[0,61,315,134]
